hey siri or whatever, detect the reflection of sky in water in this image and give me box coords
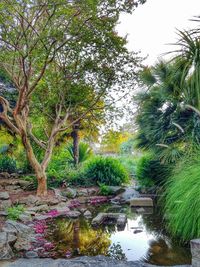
[110,216,154,261]
[47,206,191,265]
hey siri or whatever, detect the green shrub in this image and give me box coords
[0,156,17,173]
[99,183,113,196]
[118,156,137,178]
[81,156,129,186]
[136,154,170,187]
[164,154,200,241]
[7,205,25,220]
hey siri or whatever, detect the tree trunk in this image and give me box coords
[36,168,48,197]
[20,127,48,197]
[71,125,79,166]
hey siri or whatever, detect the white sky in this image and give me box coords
[118,0,200,66]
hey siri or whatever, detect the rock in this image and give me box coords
[56,207,70,215]
[0,192,10,200]
[120,187,140,203]
[66,210,81,218]
[0,232,15,260]
[17,180,32,189]
[87,188,98,196]
[130,197,153,207]
[107,186,125,196]
[25,250,38,258]
[18,195,43,206]
[7,234,17,244]
[78,198,88,204]
[132,207,153,215]
[117,214,127,227]
[92,213,127,227]
[84,210,92,218]
[110,197,121,205]
[4,220,34,235]
[0,172,10,179]
[62,188,77,198]
[46,198,60,206]
[0,255,159,267]
[133,229,143,234]
[14,236,32,251]
[34,214,50,221]
[0,232,18,246]
[0,243,14,259]
[24,210,36,216]
[6,185,21,191]
[18,214,32,223]
[27,204,49,212]
[0,211,8,216]
[78,189,88,197]
[79,208,87,213]
[10,173,19,179]
[0,200,12,210]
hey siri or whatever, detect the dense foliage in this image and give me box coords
[0,156,17,173]
[136,154,170,187]
[80,156,129,186]
[164,153,200,241]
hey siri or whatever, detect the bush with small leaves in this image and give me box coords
[0,156,17,173]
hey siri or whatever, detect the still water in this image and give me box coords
[46,205,191,266]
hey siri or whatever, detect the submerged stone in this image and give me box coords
[130,197,153,207]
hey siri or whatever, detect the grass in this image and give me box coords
[164,154,200,241]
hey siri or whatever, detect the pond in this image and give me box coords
[46,204,191,266]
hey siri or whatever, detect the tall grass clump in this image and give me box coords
[164,154,200,241]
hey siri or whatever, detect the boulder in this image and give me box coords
[120,187,140,203]
[62,188,77,198]
[66,210,81,218]
[0,191,10,200]
[14,236,32,251]
[0,200,12,210]
[0,232,15,260]
[3,220,34,235]
[18,195,43,206]
[130,197,153,207]
[84,210,92,218]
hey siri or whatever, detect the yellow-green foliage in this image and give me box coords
[165,154,200,241]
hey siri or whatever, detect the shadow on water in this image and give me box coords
[46,204,191,266]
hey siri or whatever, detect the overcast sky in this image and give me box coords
[118,0,200,66]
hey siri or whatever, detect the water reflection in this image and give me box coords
[46,205,191,265]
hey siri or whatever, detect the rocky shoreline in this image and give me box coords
[0,256,191,267]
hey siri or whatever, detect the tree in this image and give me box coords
[0,0,145,196]
[101,129,131,154]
